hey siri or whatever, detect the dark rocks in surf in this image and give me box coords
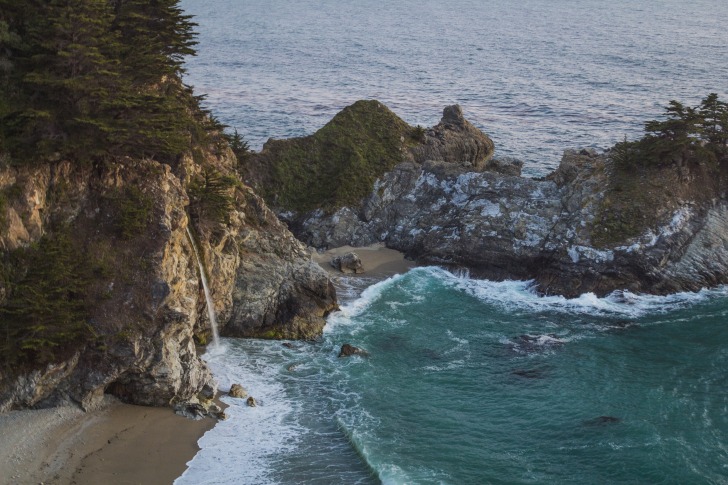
[228,384,248,399]
[246,396,257,407]
[339,344,369,358]
[508,334,564,354]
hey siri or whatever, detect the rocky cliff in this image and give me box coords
[255,102,728,297]
[0,142,336,412]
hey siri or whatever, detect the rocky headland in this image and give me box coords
[0,139,336,412]
[245,101,728,297]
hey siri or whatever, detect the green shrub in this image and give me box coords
[0,229,94,367]
[189,168,237,225]
[114,187,154,240]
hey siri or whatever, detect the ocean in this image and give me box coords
[176,1,728,483]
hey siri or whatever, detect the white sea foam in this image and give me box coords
[324,273,407,334]
[175,340,303,485]
[406,266,728,318]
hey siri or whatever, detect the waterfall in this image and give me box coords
[186,226,220,348]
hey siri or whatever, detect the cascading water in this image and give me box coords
[186,226,220,348]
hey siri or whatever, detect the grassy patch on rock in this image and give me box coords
[248,100,424,213]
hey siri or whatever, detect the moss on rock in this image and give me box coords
[248,100,423,213]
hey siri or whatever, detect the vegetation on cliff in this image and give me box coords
[0,0,214,164]
[0,0,224,374]
[593,94,728,247]
[0,228,95,368]
[246,100,425,213]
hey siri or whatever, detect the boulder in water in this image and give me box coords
[338,343,369,358]
[246,396,257,407]
[228,384,248,398]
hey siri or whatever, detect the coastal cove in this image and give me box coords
[179,259,728,484]
[174,0,728,482]
[1,0,728,484]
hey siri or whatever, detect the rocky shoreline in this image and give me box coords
[2,98,727,418]
[255,103,728,297]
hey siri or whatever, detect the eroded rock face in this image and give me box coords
[293,148,728,297]
[0,143,338,411]
[409,104,495,170]
[0,159,215,411]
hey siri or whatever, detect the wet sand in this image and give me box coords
[0,396,215,485]
[311,242,416,278]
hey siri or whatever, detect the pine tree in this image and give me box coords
[699,93,728,149]
[111,0,197,85]
[0,0,204,164]
[1,230,92,365]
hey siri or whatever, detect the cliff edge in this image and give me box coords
[0,142,337,412]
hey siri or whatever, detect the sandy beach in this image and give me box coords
[311,242,416,278]
[0,396,215,485]
[0,243,411,485]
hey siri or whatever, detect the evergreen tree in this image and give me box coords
[111,0,197,85]
[0,0,204,164]
[699,93,728,148]
[1,230,92,365]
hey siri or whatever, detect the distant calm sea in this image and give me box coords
[176,1,728,483]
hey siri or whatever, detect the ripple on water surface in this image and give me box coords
[180,0,728,175]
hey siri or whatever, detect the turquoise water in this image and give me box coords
[173,0,728,482]
[178,268,728,484]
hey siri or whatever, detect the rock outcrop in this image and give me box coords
[0,140,337,411]
[330,252,364,274]
[243,101,495,216]
[228,384,247,399]
[338,344,369,358]
[253,102,728,297]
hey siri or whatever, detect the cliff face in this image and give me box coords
[0,144,336,412]
[262,103,728,297]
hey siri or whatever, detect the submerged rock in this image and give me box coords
[512,369,545,379]
[583,416,621,426]
[508,334,564,354]
[339,344,369,358]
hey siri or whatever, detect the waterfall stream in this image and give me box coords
[186,226,220,347]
